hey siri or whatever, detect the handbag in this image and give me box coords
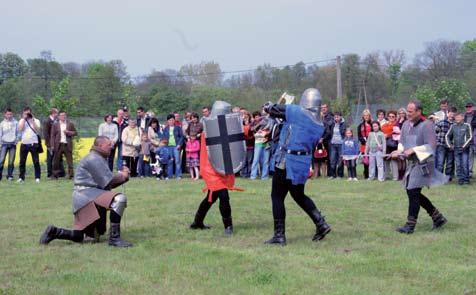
[362,154,369,165]
[314,145,328,158]
[25,119,44,154]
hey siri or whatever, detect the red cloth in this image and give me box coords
[381,121,395,138]
[200,135,243,202]
[359,122,371,153]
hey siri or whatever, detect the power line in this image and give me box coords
[1,58,337,81]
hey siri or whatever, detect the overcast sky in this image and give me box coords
[1,0,474,76]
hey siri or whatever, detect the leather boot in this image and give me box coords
[40,225,83,244]
[396,216,417,234]
[190,212,211,230]
[223,217,233,235]
[310,209,332,241]
[431,209,447,230]
[265,219,286,246]
[108,223,133,247]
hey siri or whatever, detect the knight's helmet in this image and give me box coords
[210,100,232,117]
[299,88,322,121]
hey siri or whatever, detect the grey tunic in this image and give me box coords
[72,150,114,213]
[400,119,448,189]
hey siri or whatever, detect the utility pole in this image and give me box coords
[336,55,342,101]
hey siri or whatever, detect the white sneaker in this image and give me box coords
[17,178,24,183]
[7,177,13,182]
[347,177,352,181]
[353,178,358,181]
[35,178,40,183]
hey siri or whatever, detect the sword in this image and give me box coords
[122,159,127,229]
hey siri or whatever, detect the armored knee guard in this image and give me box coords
[110,194,127,216]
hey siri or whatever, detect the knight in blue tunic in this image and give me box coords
[263,88,331,246]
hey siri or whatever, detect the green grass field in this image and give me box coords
[0,177,475,295]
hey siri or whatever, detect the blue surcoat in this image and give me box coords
[271,104,324,185]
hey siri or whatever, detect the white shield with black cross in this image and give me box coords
[203,112,246,175]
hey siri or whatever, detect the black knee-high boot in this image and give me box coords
[108,211,133,247]
[223,217,233,235]
[309,209,331,241]
[40,225,84,245]
[265,219,286,246]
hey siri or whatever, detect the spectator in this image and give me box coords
[186,133,200,180]
[155,139,171,180]
[185,112,203,139]
[435,108,455,181]
[342,128,359,181]
[232,106,241,113]
[17,107,41,183]
[365,121,386,182]
[312,142,327,178]
[113,108,128,170]
[137,132,151,178]
[396,108,407,128]
[121,119,140,177]
[326,111,346,179]
[446,112,473,185]
[381,110,399,180]
[147,117,161,171]
[357,109,372,179]
[136,107,150,135]
[174,112,182,127]
[43,108,64,178]
[162,114,185,179]
[240,110,254,178]
[182,111,192,135]
[98,114,119,171]
[200,106,211,123]
[320,103,334,177]
[250,115,271,180]
[0,108,18,181]
[394,109,406,179]
[463,101,476,178]
[50,111,77,179]
[376,109,387,126]
[431,99,449,123]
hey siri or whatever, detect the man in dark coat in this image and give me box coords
[50,111,77,179]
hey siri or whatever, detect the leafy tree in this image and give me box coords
[0,52,27,84]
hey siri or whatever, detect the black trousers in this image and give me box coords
[123,156,138,177]
[271,168,319,220]
[346,159,357,178]
[406,188,436,219]
[47,150,65,177]
[59,209,123,242]
[19,144,41,180]
[195,189,232,220]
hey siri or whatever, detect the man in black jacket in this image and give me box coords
[325,112,346,178]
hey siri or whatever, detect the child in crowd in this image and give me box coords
[137,132,151,177]
[186,133,200,180]
[155,139,171,180]
[341,128,360,181]
[445,112,473,185]
[365,121,386,181]
[313,142,327,178]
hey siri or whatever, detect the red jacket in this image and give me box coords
[200,135,242,202]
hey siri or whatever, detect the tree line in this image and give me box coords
[0,38,475,118]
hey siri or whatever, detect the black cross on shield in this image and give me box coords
[205,114,245,175]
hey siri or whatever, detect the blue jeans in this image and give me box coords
[0,143,16,179]
[137,154,151,177]
[250,145,270,179]
[329,144,344,177]
[167,146,182,178]
[455,147,470,183]
[435,145,454,178]
[240,148,254,178]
